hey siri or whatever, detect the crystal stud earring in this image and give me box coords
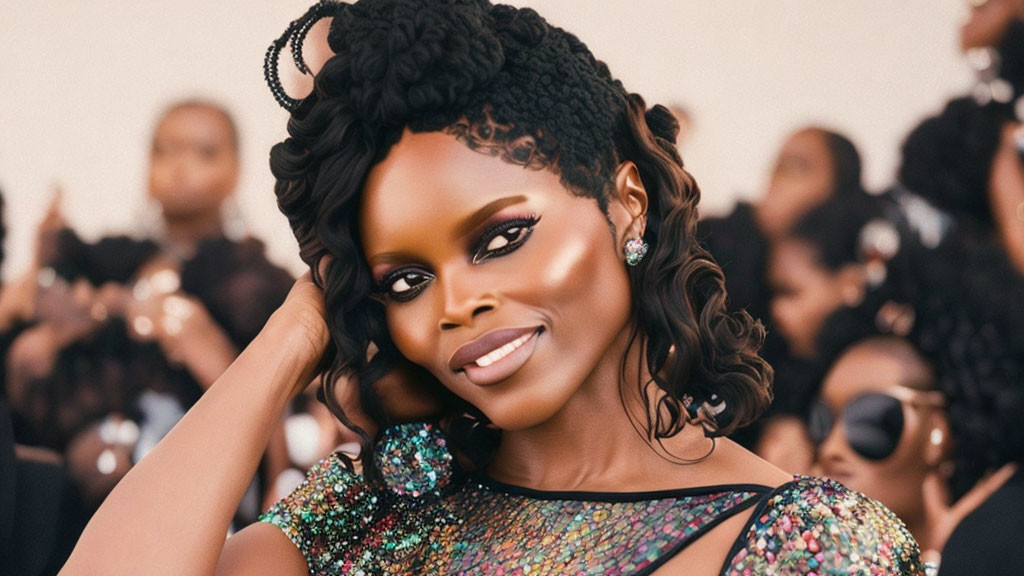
[624,236,648,266]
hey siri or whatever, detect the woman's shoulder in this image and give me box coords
[259,423,453,573]
[722,475,924,576]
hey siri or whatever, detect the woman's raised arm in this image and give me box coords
[60,274,329,576]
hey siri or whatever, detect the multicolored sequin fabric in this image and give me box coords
[261,423,923,575]
[724,476,923,575]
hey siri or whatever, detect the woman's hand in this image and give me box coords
[264,272,332,398]
[920,462,1018,561]
[271,270,443,436]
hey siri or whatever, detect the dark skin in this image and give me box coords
[148,105,239,255]
[815,337,1017,565]
[755,129,837,240]
[64,129,790,576]
[767,238,864,360]
[359,131,790,574]
[961,0,1024,51]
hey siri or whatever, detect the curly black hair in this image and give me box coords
[898,96,1012,231]
[994,20,1024,100]
[819,129,864,201]
[269,0,771,481]
[786,191,887,271]
[816,221,1024,500]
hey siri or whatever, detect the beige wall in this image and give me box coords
[0,1,972,278]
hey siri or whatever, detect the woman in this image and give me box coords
[696,127,864,456]
[750,193,885,473]
[4,100,292,517]
[767,193,885,362]
[62,1,923,574]
[698,126,863,325]
[811,224,1024,575]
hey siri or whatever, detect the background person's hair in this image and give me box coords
[820,128,864,200]
[268,0,771,482]
[816,221,1024,499]
[152,99,241,155]
[786,191,885,271]
[897,97,1009,231]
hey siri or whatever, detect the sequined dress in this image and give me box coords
[261,424,923,575]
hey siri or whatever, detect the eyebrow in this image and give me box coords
[454,194,529,238]
[367,194,530,268]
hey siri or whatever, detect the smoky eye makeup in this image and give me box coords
[375,268,435,302]
[471,214,541,264]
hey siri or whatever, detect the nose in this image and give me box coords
[436,270,497,331]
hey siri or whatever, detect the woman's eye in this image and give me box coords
[380,270,433,302]
[473,216,540,264]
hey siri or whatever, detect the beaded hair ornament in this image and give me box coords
[261,0,679,203]
[262,0,734,478]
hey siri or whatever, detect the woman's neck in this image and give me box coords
[485,328,712,493]
[161,211,224,258]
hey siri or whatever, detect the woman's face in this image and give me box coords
[815,339,940,525]
[768,239,850,359]
[961,0,1023,50]
[757,129,835,238]
[360,131,637,431]
[148,105,238,220]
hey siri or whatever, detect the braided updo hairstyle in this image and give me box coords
[267,0,771,480]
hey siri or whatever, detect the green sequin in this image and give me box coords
[261,424,923,575]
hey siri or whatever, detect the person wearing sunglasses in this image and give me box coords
[813,337,950,541]
[809,216,1024,575]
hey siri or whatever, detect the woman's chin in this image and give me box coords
[476,399,564,433]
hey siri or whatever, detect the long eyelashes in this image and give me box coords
[375,214,541,302]
[376,268,434,302]
[472,215,540,264]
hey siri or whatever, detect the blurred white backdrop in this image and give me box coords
[0,1,971,278]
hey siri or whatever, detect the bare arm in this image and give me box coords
[60,275,328,576]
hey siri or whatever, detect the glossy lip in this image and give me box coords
[448,326,543,386]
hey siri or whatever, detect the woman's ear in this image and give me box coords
[611,161,649,241]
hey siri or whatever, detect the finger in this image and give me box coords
[948,463,1018,523]
[285,271,327,316]
[42,185,66,226]
[921,469,953,521]
[316,256,333,284]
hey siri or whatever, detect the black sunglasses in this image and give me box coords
[808,386,945,461]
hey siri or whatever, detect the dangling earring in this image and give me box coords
[624,236,648,266]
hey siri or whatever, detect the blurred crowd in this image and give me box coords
[0,101,358,574]
[2,1,1024,575]
[697,3,1024,573]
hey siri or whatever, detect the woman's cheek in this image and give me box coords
[385,304,435,368]
[533,234,592,296]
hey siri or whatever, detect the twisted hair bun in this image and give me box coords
[644,104,680,143]
[326,0,505,125]
[267,0,772,481]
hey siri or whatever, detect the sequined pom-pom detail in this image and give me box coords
[376,423,453,497]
